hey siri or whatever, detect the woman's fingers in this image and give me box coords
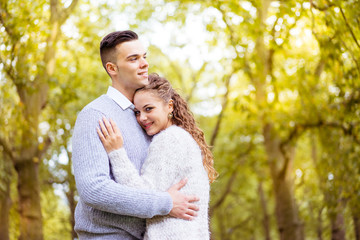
[99,119,109,138]
[102,117,114,135]
[109,118,120,134]
[109,119,123,141]
[98,118,124,152]
[96,127,106,142]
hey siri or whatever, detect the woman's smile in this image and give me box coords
[133,91,173,136]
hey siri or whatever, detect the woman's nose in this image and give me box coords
[140,113,147,122]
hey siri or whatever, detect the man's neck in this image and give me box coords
[111,83,135,102]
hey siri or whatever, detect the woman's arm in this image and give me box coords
[108,148,155,189]
[98,118,188,192]
[98,118,201,220]
[97,117,154,189]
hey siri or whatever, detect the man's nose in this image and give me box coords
[140,57,148,68]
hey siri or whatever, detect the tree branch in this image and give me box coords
[0,136,15,161]
[186,62,207,102]
[309,0,335,11]
[0,3,17,39]
[209,143,253,216]
[0,54,16,82]
[36,136,52,160]
[60,0,79,24]
[339,7,360,50]
[210,72,232,147]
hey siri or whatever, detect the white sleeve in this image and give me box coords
[108,148,154,189]
[108,130,189,192]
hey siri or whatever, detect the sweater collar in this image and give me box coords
[106,86,135,110]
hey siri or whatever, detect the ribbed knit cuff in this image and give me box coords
[108,148,127,161]
[157,191,173,216]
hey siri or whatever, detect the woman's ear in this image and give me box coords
[168,99,174,112]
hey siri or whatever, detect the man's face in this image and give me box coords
[112,40,149,91]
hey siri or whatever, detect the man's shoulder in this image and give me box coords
[82,94,111,112]
[74,95,111,122]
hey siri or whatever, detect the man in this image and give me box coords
[72,30,199,239]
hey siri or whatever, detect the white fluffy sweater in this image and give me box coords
[108,125,210,240]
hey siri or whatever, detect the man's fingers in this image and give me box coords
[187,196,200,203]
[173,178,188,191]
[185,209,198,217]
[180,213,195,221]
[187,203,199,211]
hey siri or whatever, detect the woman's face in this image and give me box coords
[133,91,173,136]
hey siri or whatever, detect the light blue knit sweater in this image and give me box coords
[72,94,173,240]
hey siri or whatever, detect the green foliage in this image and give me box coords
[1,0,359,239]
[42,190,72,240]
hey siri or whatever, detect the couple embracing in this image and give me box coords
[72,30,217,240]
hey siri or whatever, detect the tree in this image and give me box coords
[0,0,79,239]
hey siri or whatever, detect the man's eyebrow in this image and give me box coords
[126,54,140,59]
[126,52,147,59]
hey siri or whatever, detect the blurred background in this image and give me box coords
[0,0,359,239]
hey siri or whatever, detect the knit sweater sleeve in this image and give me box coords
[72,108,172,218]
[109,126,210,239]
[108,127,191,191]
[108,148,154,189]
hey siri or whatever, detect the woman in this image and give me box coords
[97,73,217,239]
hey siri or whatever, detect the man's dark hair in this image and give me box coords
[100,30,138,72]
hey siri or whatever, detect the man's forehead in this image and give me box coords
[115,40,146,56]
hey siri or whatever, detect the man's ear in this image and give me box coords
[106,62,117,75]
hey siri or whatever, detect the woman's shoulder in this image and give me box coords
[155,125,192,140]
[152,125,196,147]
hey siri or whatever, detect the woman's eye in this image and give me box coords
[145,107,153,112]
[134,111,140,116]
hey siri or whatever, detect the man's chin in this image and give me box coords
[140,79,149,87]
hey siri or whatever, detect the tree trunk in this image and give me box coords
[0,154,12,240]
[311,134,324,240]
[15,159,43,240]
[331,212,346,240]
[252,0,304,238]
[263,124,303,240]
[316,208,324,240]
[63,148,77,239]
[67,188,77,240]
[0,182,11,240]
[258,181,271,240]
[331,201,346,240]
[353,214,360,240]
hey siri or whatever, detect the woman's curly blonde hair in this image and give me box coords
[136,73,218,183]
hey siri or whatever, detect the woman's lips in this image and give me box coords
[143,122,152,129]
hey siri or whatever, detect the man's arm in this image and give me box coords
[167,179,199,220]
